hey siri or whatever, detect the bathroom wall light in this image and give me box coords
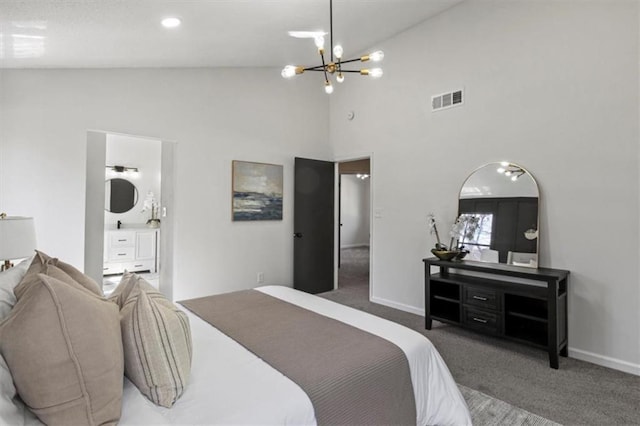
[106,165,139,173]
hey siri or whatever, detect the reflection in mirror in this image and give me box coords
[105,178,138,213]
[458,162,539,267]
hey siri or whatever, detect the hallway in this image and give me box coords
[338,246,369,297]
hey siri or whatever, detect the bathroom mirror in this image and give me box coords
[458,162,539,267]
[105,178,138,213]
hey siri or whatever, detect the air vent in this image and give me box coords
[431,89,464,112]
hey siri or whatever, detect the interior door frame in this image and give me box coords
[333,153,374,300]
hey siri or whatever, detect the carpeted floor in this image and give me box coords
[326,247,640,426]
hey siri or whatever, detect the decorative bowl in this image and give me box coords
[431,249,459,261]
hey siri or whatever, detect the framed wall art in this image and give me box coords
[232,160,283,221]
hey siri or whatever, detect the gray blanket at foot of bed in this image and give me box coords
[180,289,416,426]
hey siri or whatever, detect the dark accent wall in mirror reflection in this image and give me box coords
[458,162,539,267]
[459,197,538,264]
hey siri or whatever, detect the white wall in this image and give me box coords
[105,133,162,227]
[340,175,370,247]
[330,1,639,373]
[0,68,330,300]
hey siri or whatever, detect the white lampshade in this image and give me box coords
[0,217,37,261]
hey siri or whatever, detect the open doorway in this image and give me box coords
[102,134,162,295]
[85,131,176,300]
[338,158,371,296]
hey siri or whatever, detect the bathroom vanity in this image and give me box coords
[103,227,159,276]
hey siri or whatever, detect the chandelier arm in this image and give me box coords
[319,51,330,83]
[303,64,326,71]
[337,69,363,73]
[339,57,366,65]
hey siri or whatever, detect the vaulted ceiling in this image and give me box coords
[0,0,464,68]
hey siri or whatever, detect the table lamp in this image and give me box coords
[0,214,37,271]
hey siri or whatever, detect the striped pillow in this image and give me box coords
[109,273,192,408]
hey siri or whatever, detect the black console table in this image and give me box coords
[423,258,569,369]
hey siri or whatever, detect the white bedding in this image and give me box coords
[120,285,471,426]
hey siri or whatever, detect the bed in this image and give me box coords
[118,286,471,425]
[2,258,470,425]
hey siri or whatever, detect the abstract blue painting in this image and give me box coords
[232,160,283,221]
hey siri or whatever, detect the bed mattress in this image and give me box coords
[119,285,471,425]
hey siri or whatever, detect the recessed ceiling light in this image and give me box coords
[161,17,181,28]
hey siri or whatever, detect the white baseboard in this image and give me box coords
[372,297,640,376]
[370,296,425,316]
[569,348,640,376]
[340,244,370,249]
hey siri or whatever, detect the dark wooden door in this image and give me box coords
[294,157,335,294]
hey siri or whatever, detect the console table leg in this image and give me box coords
[426,318,432,330]
[549,351,559,369]
[560,345,568,357]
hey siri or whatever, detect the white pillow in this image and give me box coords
[0,352,40,426]
[0,256,34,321]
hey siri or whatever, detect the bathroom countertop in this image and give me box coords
[105,224,159,231]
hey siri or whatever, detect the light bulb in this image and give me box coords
[324,81,334,94]
[511,175,518,181]
[369,68,383,78]
[356,174,362,178]
[161,17,181,28]
[336,73,344,83]
[500,161,510,167]
[333,45,343,59]
[314,36,325,49]
[369,50,384,62]
[281,65,297,79]
[497,167,506,173]
[505,171,512,176]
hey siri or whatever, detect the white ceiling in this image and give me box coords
[0,0,464,69]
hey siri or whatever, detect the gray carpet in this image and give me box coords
[327,247,640,426]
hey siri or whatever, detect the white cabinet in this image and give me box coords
[103,228,158,276]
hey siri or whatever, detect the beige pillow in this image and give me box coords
[0,273,123,425]
[20,250,103,297]
[14,251,102,299]
[109,273,192,408]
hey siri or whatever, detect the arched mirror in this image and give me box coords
[105,178,138,213]
[458,162,539,267]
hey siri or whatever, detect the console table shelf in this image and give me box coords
[423,258,569,369]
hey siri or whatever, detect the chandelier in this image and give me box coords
[496,162,525,181]
[281,0,384,94]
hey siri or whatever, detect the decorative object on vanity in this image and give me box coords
[142,191,160,228]
[105,178,139,214]
[430,249,459,261]
[232,160,283,221]
[0,214,36,271]
[281,0,383,94]
[427,213,472,261]
[458,162,539,266]
[424,257,569,369]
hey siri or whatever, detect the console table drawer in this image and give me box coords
[463,307,500,334]
[465,286,500,311]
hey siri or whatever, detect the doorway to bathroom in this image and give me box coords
[84,130,176,300]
